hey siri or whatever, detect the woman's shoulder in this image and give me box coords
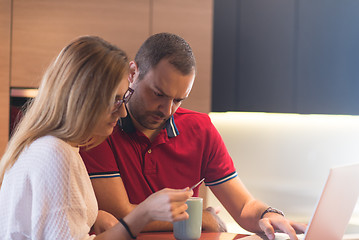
[28,135,74,157]
[31,135,67,148]
[4,136,77,193]
[20,135,76,172]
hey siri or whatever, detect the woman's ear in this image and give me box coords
[128,61,138,84]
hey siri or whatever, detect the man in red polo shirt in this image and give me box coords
[80,33,306,239]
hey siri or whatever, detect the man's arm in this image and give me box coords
[91,177,227,232]
[210,176,307,240]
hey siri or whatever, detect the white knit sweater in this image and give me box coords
[0,135,97,239]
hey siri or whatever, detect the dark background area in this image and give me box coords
[212,0,359,115]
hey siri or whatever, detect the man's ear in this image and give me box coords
[128,61,138,84]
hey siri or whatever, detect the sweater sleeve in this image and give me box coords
[0,136,97,240]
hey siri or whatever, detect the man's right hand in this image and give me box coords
[202,206,227,232]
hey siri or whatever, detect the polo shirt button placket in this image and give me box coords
[144,148,157,175]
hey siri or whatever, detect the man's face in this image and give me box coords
[127,59,195,131]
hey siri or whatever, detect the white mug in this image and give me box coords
[173,197,203,240]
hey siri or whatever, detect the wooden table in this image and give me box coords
[137,232,249,240]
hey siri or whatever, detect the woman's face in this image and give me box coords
[92,76,129,137]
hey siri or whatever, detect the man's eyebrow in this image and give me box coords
[154,85,187,101]
[154,86,169,97]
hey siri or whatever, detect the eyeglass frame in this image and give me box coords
[111,87,134,113]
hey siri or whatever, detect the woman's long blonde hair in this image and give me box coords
[0,36,128,186]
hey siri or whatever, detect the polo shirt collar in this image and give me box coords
[118,111,179,138]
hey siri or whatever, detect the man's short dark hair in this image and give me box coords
[134,33,196,80]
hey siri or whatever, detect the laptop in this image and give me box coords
[246,163,359,240]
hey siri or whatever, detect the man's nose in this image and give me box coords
[160,99,173,117]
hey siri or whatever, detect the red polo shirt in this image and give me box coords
[80,108,237,204]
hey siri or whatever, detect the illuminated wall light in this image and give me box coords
[206,111,359,232]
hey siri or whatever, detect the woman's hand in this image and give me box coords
[139,188,193,223]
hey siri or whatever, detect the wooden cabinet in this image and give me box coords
[0,0,11,155]
[10,0,213,113]
[11,0,150,88]
[0,0,213,154]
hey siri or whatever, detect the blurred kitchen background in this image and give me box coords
[1,0,359,234]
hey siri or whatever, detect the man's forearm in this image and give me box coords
[234,199,268,232]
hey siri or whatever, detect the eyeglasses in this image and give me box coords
[111,87,134,113]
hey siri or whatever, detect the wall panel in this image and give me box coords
[0,0,11,155]
[296,0,359,115]
[152,0,213,113]
[213,0,359,115]
[237,0,295,113]
[11,0,150,88]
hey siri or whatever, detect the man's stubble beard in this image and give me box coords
[127,99,166,131]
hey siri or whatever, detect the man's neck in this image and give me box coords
[128,113,162,142]
[141,128,161,142]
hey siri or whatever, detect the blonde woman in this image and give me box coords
[0,36,192,239]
